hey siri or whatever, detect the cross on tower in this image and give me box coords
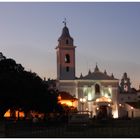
[63,18,67,26]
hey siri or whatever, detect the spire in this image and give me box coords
[58,19,73,41]
[0,52,6,61]
[94,63,99,72]
[123,72,127,79]
[120,72,131,93]
[88,69,91,75]
[104,70,107,75]
[63,18,67,27]
[59,26,71,39]
[80,73,83,78]
[43,77,46,81]
[111,73,114,79]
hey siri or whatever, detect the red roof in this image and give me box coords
[126,102,140,109]
[58,91,78,100]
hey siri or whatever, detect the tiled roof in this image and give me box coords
[58,91,77,100]
[126,102,140,109]
[79,71,118,80]
[78,65,118,80]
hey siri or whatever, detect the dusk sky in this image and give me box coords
[0,2,140,88]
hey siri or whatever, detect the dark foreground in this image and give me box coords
[1,119,140,138]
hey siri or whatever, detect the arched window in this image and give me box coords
[124,85,128,92]
[66,66,69,72]
[65,54,70,63]
[95,84,100,94]
[66,39,69,45]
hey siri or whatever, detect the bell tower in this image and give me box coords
[120,72,131,92]
[56,20,76,80]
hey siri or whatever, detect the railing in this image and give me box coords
[77,111,93,118]
[0,119,140,138]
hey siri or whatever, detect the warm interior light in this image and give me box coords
[104,93,108,98]
[15,111,25,118]
[59,100,77,107]
[80,98,86,103]
[86,108,88,111]
[131,107,134,110]
[113,110,118,118]
[96,99,99,102]
[4,109,25,118]
[107,98,111,102]
[58,94,61,101]
[83,98,86,102]
[4,109,10,117]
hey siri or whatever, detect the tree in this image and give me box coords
[0,54,59,119]
[0,52,6,61]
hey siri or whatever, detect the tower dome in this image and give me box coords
[58,21,73,46]
[58,26,73,41]
[94,64,99,72]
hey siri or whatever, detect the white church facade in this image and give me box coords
[55,22,139,119]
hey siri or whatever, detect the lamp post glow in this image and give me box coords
[80,98,86,112]
[131,107,134,118]
[131,107,134,110]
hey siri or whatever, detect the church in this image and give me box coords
[54,22,140,119]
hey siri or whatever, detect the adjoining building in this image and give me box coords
[118,72,140,118]
[57,91,78,108]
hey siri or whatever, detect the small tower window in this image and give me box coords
[66,39,69,45]
[65,54,70,63]
[95,84,100,94]
[124,85,128,92]
[66,66,69,72]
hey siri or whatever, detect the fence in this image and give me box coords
[0,119,140,138]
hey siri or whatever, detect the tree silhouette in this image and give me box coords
[0,54,59,119]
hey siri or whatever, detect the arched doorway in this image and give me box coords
[95,97,112,119]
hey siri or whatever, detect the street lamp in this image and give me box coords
[80,98,86,112]
[131,107,134,118]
